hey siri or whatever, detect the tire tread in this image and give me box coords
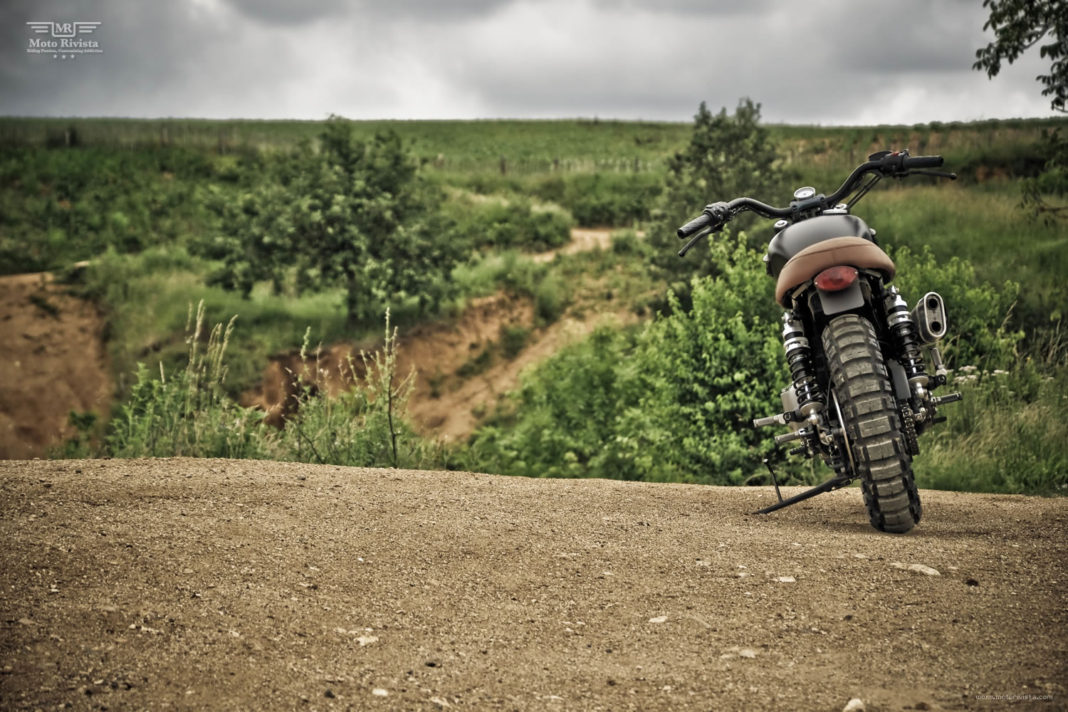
[823,314,921,533]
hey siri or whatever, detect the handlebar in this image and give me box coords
[821,151,947,206]
[676,212,713,239]
[904,155,944,169]
[676,150,952,255]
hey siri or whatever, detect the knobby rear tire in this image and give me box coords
[822,314,922,533]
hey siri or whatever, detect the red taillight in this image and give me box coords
[814,265,858,292]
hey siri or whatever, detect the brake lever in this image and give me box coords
[909,169,958,180]
[678,226,715,257]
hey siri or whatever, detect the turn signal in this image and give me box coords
[814,265,858,292]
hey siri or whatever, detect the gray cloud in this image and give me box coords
[223,0,350,26]
[0,0,1058,123]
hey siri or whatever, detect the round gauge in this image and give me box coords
[794,186,816,200]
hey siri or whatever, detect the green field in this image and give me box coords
[1,114,1065,494]
[1,114,1058,178]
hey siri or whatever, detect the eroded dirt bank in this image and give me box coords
[2,458,1065,710]
[0,273,111,459]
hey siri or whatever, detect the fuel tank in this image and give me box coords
[765,214,875,278]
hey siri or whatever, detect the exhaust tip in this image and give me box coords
[911,291,947,344]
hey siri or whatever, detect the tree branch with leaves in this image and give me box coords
[973,0,1068,112]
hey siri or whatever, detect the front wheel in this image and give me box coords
[822,314,922,533]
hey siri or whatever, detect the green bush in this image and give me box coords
[888,245,1022,369]
[648,98,785,281]
[105,305,438,468]
[0,145,218,274]
[464,232,788,484]
[530,173,662,226]
[443,192,572,251]
[203,117,465,326]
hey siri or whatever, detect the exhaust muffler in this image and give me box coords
[911,292,947,344]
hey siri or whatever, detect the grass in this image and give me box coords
[75,244,577,397]
[75,247,357,395]
[917,362,1068,495]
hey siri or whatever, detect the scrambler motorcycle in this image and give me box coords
[677,150,961,533]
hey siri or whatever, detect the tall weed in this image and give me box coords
[107,302,268,458]
[105,304,438,468]
[275,315,440,469]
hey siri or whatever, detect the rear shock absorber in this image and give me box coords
[884,286,929,398]
[782,312,824,416]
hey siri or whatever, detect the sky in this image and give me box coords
[0,0,1060,125]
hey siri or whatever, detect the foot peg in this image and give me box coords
[753,413,787,428]
[774,428,810,446]
[753,410,802,428]
[931,392,962,406]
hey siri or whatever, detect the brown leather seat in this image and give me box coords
[774,236,895,306]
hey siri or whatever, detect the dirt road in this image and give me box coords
[2,458,1065,710]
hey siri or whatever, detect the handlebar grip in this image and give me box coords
[677,213,712,239]
[903,155,943,169]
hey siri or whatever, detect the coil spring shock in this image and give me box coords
[884,287,929,396]
[782,313,824,416]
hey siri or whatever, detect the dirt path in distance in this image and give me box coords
[2,458,1065,710]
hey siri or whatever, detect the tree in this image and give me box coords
[973,0,1068,112]
[647,98,783,283]
[208,117,464,326]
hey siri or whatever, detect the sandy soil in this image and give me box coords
[0,272,111,459]
[2,458,1065,711]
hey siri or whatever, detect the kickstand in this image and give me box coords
[753,473,853,515]
[763,457,784,504]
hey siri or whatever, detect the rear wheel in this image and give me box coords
[822,314,921,533]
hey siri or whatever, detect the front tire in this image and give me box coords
[822,314,921,533]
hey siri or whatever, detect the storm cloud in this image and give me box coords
[0,0,1057,124]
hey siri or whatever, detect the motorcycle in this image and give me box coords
[677,150,961,533]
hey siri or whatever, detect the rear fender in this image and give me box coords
[815,281,864,316]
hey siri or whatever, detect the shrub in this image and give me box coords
[530,173,662,227]
[648,98,784,281]
[465,231,790,485]
[463,231,1034,489]
[104,304,438,468]
[888,245,1022,369]
[443,192,572,252]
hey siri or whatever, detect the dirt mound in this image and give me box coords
[242,291,632,441]
[2,457,1065,710]
[0,272,111,458]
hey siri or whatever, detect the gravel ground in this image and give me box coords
[1,458,1065,711]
